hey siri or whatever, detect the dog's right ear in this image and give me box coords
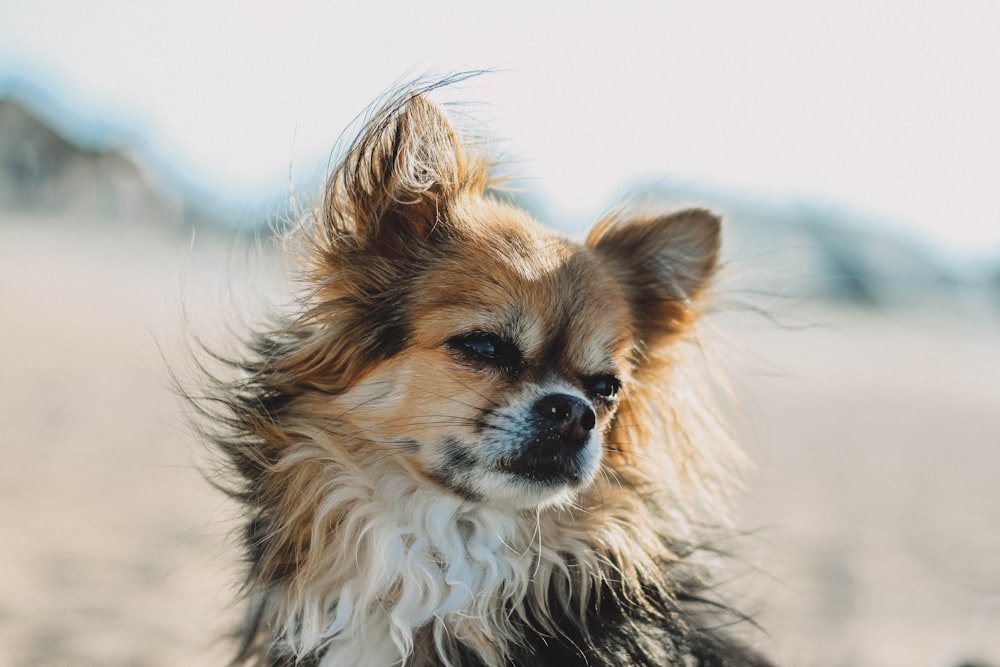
[323,92,490,259]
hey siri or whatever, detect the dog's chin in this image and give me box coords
[492,470,594,510]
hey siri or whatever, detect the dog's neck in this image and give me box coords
[257,439,670,667]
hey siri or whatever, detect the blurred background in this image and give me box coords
[1,2,998,665]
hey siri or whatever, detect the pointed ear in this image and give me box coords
[587,208,721,344]
[324,92,489,258]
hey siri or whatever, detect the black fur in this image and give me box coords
[447,576,772,667]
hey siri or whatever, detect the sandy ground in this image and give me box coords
[1,215,998,666]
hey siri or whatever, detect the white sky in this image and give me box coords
[3,1,999,256]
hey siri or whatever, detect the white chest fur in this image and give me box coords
[271,455,567,667]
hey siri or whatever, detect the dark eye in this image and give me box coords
[585,374,621,402]
[448,331,522,369]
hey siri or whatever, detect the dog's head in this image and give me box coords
[285,90,720,510]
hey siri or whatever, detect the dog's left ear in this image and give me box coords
[587,208,721,344]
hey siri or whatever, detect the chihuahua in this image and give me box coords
[193,78,771,667]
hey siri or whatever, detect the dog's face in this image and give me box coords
[300,92,720,510]
[336,203,635,508]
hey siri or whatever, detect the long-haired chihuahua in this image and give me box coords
[190,78,772,667]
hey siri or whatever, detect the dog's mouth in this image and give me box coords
[494,452,586,486]
[429,433,600,506]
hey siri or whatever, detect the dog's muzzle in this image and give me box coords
[496,393,598,486]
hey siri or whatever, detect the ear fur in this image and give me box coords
[322,88,490,259]
[587,208,721,346]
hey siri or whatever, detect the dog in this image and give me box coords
[191,78,772,667]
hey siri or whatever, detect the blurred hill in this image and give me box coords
[0,96,173,222]
[0,82,261,233]
[616,181,1000,316]
[2,81,998,316]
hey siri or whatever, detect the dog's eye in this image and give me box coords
[585,375,621,402]
[449,332,522,369]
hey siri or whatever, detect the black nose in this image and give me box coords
[533,393,596,449]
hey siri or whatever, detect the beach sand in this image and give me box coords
[1,216,997,666]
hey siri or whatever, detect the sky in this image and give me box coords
[3,1,999,257]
